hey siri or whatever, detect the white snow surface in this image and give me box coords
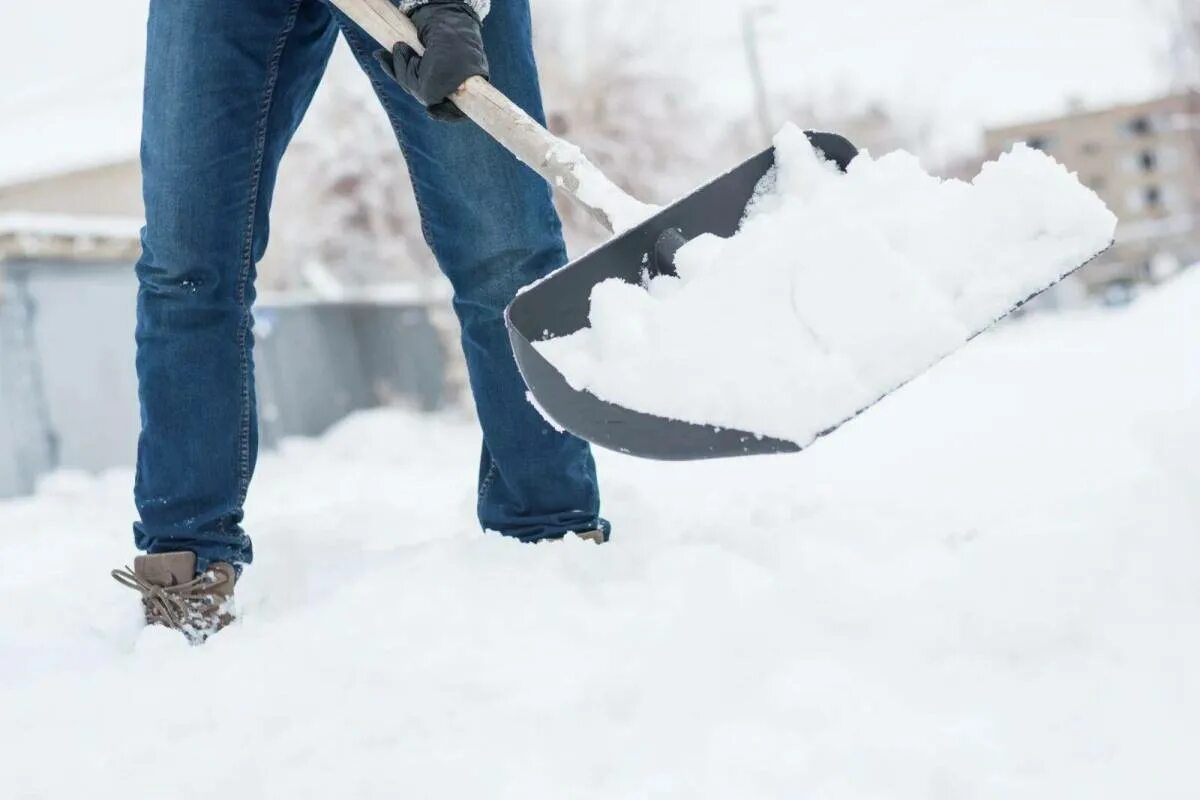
[536,125,1117,444]
[547,139,660,233]
[0,212,143,239]
[3,270,1200,797]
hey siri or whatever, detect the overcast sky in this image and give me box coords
[0,0,1175,182]
[588,0,1174,156]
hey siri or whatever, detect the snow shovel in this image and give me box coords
[335,0,859,460]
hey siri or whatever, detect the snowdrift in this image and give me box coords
[1,271,1198,798]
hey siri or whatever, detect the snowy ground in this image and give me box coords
[3,271,1199,798]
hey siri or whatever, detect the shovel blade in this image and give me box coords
[505,132,859,461]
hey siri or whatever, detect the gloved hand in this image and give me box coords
[374,1,490,122]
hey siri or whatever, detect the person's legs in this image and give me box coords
[134,0,339,571]
[334,3,608,542]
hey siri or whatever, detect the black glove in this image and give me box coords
[374,1,490,122]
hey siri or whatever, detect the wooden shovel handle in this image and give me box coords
[329,0,655,234]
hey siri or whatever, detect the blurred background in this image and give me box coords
[0,0,1196,498]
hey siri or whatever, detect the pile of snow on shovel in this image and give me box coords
[535,124,1117,444]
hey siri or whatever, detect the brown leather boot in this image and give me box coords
[112,552,237,644]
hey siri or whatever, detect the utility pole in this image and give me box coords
[742,4,776,147]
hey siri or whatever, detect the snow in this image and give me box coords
[0,212,143,240]
[0,213,143,260]
[535,125,1117,444]
[2,268,1199,797]
[546,140,660,233]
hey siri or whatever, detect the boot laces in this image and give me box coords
[111,566,229,630]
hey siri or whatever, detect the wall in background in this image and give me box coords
[0,260,450,499]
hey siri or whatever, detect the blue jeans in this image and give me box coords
[134,0,607,570]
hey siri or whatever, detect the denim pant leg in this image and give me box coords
[134,0,339,570]
[334,5,609,542]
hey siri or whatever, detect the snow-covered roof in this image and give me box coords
[0,0,146,186]
[0,212,141,239]
[0,212,142,262]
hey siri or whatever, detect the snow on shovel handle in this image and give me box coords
[330,0,657,235]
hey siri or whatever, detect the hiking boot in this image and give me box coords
[574,529,607,544]
[111,552,237,644]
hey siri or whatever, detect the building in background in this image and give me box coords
[986,92,1200,297]
[0,216,142,497]
[0,158,142,219]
